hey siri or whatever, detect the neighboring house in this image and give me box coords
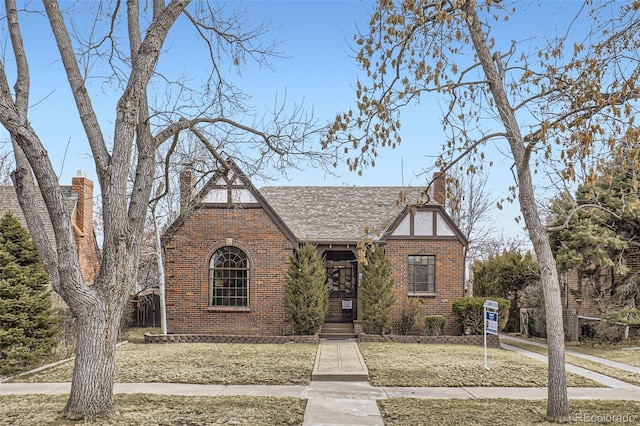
[0,172,100,307]
[162,161,468,336]
[564,246,640,319]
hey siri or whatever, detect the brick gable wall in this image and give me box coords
[385,238,466,335]
[163,206,296,336]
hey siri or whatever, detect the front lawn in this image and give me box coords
[10,342,318,385]
[358,342,600,387]
[379,398,640,426]
[0,394,305,426]
[504,340,640,386]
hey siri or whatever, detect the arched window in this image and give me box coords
[209,246,249,307]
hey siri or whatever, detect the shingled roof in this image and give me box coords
[259,186,434,243]
[0,185,77,248]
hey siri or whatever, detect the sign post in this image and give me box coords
[483,299,499,370]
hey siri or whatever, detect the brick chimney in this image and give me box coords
[180,167,195,214]
[71,171,100,284]
[432,172,446,206]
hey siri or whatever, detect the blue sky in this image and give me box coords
[1,0,591,242]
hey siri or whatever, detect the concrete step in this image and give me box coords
[319,322,357,339]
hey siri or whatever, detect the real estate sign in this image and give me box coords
[483,299,499,370]
[485,310,498,335]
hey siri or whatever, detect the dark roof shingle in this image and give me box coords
[259,186,431,242]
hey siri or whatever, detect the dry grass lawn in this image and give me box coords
[379,398,640,425]
[517,335,640,368]
[0,394,305,426]
[11,342,318,385]
[567,341,640,368]
[358,343,600,387]
[505,340,640,386]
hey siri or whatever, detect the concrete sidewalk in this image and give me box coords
[3,381,640,401]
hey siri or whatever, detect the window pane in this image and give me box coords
[408,255,435,293]
[209,246,249,307]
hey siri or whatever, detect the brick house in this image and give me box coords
[564,246,640,319]
[0,172,100,306]
[162,161,468,336]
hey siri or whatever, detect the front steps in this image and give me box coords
[319,322,357,339]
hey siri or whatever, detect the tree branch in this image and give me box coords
[546,203,623,232]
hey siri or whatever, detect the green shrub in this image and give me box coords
[360,246,395,334]
[452,297,510,335]
[284,241,328,335]
[0,213,57,375]
[395,298,423,335]
[424,315,446,336]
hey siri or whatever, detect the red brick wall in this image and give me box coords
[385,239,466,335]
[163,206,296,335]
[565,268,613,318]
[565,245,640,318]
[327,297,356,322]
[71,176,100,284]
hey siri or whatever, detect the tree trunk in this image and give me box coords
[63,295,124,420]
[516,160,569,422]
[64,266,135,421]
[463,2,569,421]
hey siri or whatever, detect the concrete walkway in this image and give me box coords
[305,340,382,425]
[500,334,640,389]
[501,334,640,375]
[2,337,640,425]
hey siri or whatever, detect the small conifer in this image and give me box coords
[284,241,328,335]
[360,245,395,334]
[0,212,57,375]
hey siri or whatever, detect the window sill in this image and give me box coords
[207,306,250,312]
[408,292,436,298]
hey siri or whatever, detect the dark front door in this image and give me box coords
[325,251,357,322]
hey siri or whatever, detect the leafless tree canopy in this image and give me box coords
[0,0,336,420]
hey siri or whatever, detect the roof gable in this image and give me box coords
[199,168,260,205]
[162,160,298,246]
[385,205,468,245]
[0,185,77,248]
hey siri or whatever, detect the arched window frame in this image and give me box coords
[208,246,249,309]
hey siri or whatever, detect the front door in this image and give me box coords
[325,251,357,322]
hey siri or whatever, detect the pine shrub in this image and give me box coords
[0,212,57,375]
[284,241,328,335]
[360,246,395,334]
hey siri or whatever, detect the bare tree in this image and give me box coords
[443,163,496,261]
[0,0,333,420]
[324,1,640,422]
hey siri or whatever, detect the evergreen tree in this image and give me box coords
[472,250,540,298]
[0,212,57,375]
[472,250,540,332]
[360,245,395,334]
[549,159,640,313]
[284,241,328,335]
